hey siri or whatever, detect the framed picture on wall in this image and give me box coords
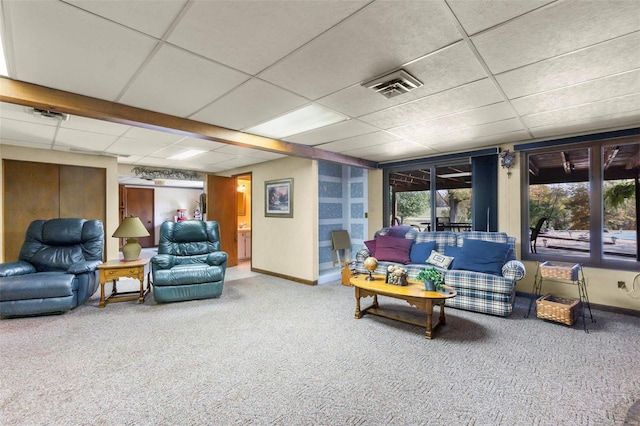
[265,178,293,218]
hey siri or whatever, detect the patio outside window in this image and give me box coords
[524,140,639,269]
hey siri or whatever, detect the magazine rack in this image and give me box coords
[525,261,595,332]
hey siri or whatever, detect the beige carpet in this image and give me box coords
[1,271,639,425]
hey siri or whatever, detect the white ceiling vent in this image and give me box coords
[26,107,70,121]
[363,69,423,99]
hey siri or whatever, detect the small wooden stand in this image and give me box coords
[97,258,151,308]
[341,261,353,286]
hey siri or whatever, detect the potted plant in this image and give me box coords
[416,267,444,291]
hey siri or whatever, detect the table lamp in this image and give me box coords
[112,216,150,261]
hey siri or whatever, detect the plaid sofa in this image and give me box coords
[354,227,526,317]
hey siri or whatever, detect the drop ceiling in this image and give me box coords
[0,0,639,183]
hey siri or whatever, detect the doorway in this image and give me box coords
[121,186,155,248]
[237,174,252,262]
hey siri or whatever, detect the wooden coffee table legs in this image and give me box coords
[426,300,446,339]
[354,287,448,339]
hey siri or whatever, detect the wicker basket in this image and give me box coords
[536,293,580,325]
[540,261,580,281]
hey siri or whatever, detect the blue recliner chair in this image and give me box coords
[151,220,227,303]
[0,218,104,318]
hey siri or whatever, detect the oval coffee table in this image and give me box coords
[351,274,456,339]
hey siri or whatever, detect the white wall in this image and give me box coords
[223,156,318,283]
[153,186,203,245]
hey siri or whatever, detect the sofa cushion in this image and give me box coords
[375,235,412,264]
[0,272,76,301]
[444,245,463,269]
[410,241,436,264]
[386,225,414,238]
[364,240,377,257]
[454,239,511,276]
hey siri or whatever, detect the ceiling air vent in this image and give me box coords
[363,69,423,99]
[26,107,70,121]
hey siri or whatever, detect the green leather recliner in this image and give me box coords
[0,218,103,318]
[151,220,227,303]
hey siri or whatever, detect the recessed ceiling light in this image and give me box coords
[168,149,206,160]
[245,104,348,139]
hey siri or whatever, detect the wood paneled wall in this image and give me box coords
[2,160,106,261]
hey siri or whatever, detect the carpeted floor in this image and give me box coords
[1,271,639,425]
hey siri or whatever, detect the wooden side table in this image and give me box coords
[97,258,151,308]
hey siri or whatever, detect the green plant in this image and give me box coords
[416,267,443,286]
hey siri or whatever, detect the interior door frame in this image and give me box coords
[207,175,238,267]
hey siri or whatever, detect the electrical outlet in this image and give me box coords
[618,281,626,289]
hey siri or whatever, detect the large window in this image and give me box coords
[387,162,473,232]
[523,137,639,270]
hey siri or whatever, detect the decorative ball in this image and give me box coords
[363,257,378,272]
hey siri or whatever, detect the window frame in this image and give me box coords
[518,128,639,271]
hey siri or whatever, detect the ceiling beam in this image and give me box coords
[0,77,378,170]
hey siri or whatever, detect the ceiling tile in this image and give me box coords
[65,0,187,38]
[512,69,640,116]
[344,140,428,161]
[168,1,367,75]
[242,150,285,161]
[120,126,186,145]
[0,118,56,145]
[359,79,504,129]
[190,79,308,130]
[4,1,158,100]
[529,110,640,139]
[447,0,554,36]
[315,131,400,153]
[116,155,144,165]
[172,137,228,151]
[414,118,525,148]
[212,145,281,160]
[60,115,131,136]
[430,129,531,152]
[388,102,515,139]
[103,137,168,157]
[317,41,487,117]
[0,102,62,126]
[260,1,462,99]
[212,157,265,169]
[54,128,119,151]
[119,44,250,117]
[186,151,237,165]
[522,93,640,128]
[133,156,175,167]
[368,148,437,163]
[497,32,640,99]
[472,0,640,73]
[283,120,378,146]
[209,145,285,161]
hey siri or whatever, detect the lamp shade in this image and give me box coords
[112,216,150,238]
[113,216,150,262]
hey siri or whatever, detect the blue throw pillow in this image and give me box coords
[410,241,436,264]
[455,239,511,276]
[444,245,463,269]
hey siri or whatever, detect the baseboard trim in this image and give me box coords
[516,291,640,317]
[251,267,317,286]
